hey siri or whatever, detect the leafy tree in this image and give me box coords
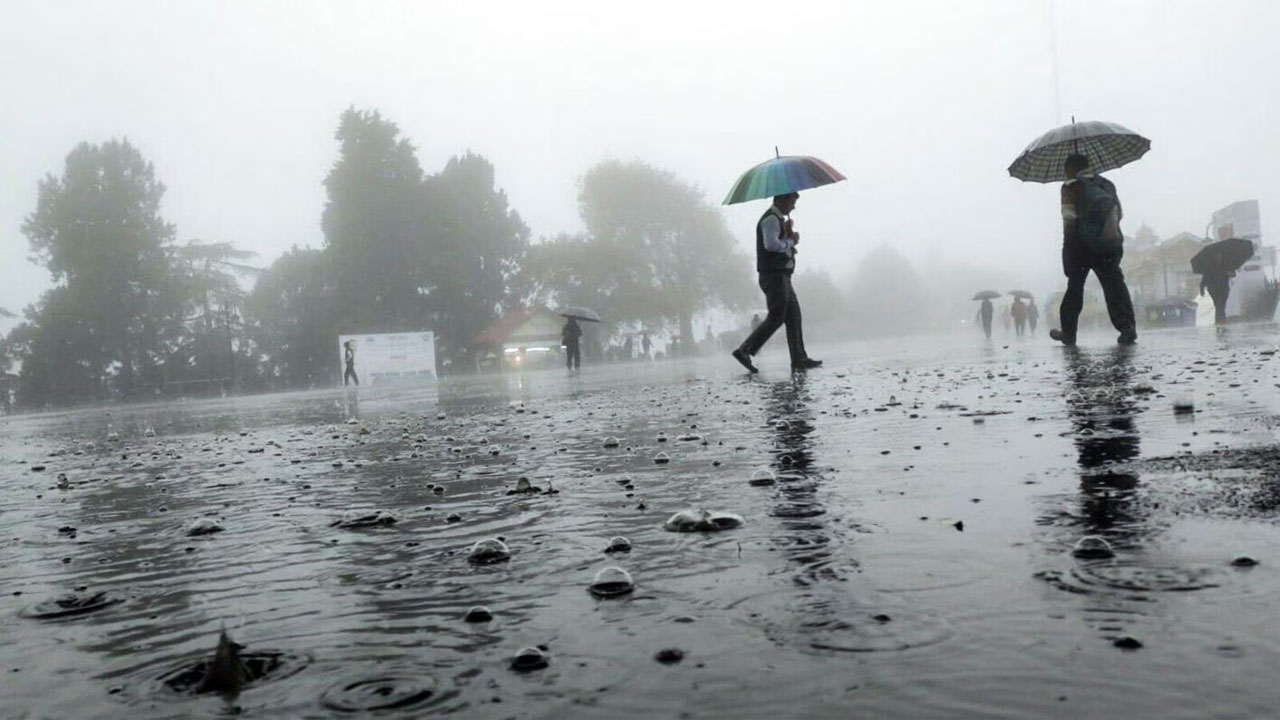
[845,244,927,337]
[162,240,260,392]
[791,269,847,327]
[321,108,426,333]
[520,233,617,315]
[246,246,336,388]
[318,109,530,369]
[18,138,176,399]
[0,308,13,375]
[422,152,529,362]
[574,160,751,347]
[5,289,105,405]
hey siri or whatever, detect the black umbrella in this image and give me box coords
[1008,290,1034,300]
[1190,238,1255,276]
[558,306,602,322]
[972,290,1001,301]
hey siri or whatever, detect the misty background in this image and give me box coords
[0,0,1276,400]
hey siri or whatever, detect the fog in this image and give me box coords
[1,0,1277,339]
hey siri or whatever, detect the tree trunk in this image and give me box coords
[679,313,694,357]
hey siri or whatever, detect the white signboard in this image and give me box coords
[338,332,436,386]
[1211,200,1261,241]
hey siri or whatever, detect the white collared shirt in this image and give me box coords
[760,204,794,255]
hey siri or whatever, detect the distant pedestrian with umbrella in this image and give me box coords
[1009,290,1033,337]
[973,290,999,339]
[1191,237,1254,325]
[1028,298,1040,335]
[1011,296,1028,336]
[1009,119,1146,346]
[562,317,582,370]
[558,306,599,370]
[725,152,844,373]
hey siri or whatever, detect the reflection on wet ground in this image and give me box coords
[3,327,1279,718]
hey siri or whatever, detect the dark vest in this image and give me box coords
[755,207,794,273]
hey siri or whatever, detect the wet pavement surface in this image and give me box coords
[3,326,1280,719]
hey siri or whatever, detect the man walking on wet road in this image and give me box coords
[1049,154,1137,346]
[732,192,822,373]
[1012,297,1028,337]
[977,298,994,339]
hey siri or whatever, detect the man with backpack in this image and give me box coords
[1049,154,1137,346]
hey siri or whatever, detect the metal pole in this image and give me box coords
[1049,0,1062,124]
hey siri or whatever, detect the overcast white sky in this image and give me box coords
[1,0,1277,327]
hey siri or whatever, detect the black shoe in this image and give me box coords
[1049,329,1076,346]
[792,358,823,370]
[731,348,758,374]
[1117,331,1137,345]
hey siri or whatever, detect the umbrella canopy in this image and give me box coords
[1190,238,1255,276]
[973,290,1002,301]
[558,306,602,322]
[723,154,845,205]
[1007,290,1034,299]
[1008,120,1151,183]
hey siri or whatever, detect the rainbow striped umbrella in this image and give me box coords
[723,152,845,205]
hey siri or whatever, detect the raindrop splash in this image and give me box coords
[468,538,512,565]
[589,566,635,598]
[604,536,632,554]
[1072,536,1115,560]
[510,646,549,672]
[664,509,744,532]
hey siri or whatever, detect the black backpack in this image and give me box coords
[1075,176,1123,253]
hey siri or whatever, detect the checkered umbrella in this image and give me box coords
[1007,119,1150,183]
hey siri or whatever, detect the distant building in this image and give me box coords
[1123,231,1204,302]
[472,308,566,371]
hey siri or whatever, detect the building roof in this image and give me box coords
[473,308,565,347]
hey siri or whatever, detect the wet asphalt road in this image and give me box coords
[3,326,1279,719]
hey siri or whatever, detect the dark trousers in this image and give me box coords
[565,342,580,369]
[739,272,807,363]
[1060,245,1136,340]
[1204,276,1230,324]
[343,365,358,386]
